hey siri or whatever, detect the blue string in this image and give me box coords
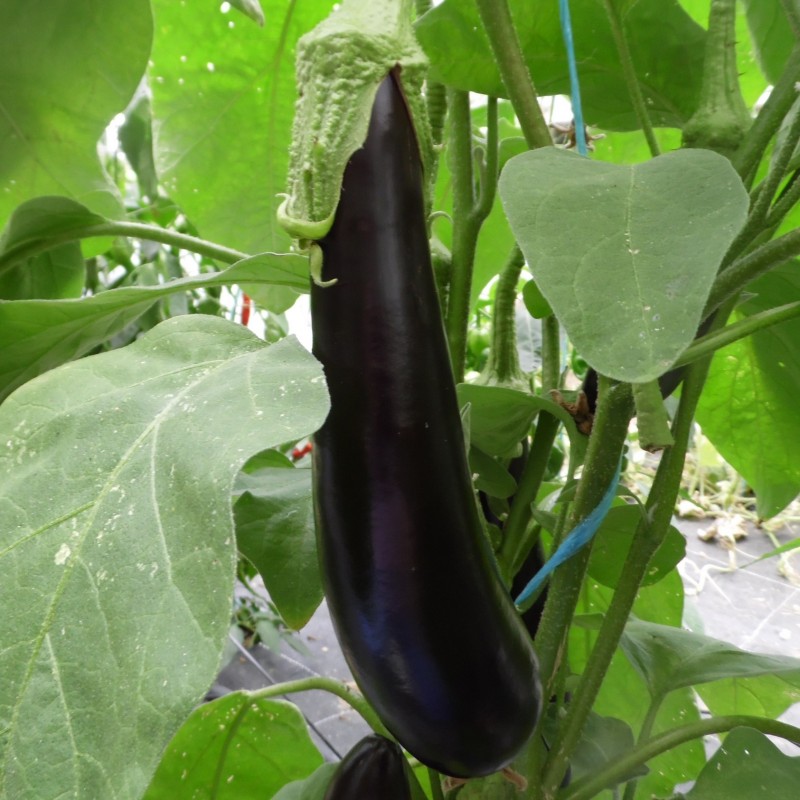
[558,0,588,156]
[514,458,622,607]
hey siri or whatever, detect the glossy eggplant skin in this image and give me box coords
[324,735,410,800]
[311,72,542,778]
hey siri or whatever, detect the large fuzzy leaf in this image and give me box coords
[416,0,705,131]
[148,0,332,254]
[0,317,328,800]
[0,1,152,222]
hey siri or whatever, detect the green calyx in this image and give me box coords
[278,0,432,243]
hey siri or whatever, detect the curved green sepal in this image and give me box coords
[279,0,432,238]
[309,242,337,288]
[276,195,337,242]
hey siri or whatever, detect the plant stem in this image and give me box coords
[0,221,249,277]
[540,314,561,394]
[601,0,659,157]
[733,45,800,185]
[705,227,800,316]
[540,323,723,797]
[475,96,500,219]
[779,0,800,37]
[621,694,666,800]
[563,715,800,800]
[474,0,552,149]
[675,300,800,367]
[445,90,481,381]
[429,768,446,800]
[731,95,800,251]
[532,379,634,701]
[499,412,561,578]
[250,676,390,736]
[766,169,800,229]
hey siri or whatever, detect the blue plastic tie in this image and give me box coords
[558,0,588,156]
[514,458,622,607]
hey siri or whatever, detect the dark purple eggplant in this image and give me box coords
[311,71,542,778]
[324,735,410,800]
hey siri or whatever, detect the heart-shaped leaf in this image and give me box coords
[0,316,328,800]
[499,148,748,382]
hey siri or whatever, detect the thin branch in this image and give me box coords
[474,0,552,149]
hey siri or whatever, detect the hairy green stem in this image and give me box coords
[445,90,481,381]
[675,300,800,367]
[533,379,634,701]
[0,221,249,277]
[779,0,800,37]
[540,311,728,796]
[250,676,389,737]
[563,715,800,800]
[621,694,666,800]
[766,170,800,229]
[474,0,552,149]
[733,45,800,185]
[540,314,561,395]
[498,412,561,579]
[478,244,526,387]
[731,96,800,252]
[475,96,500,219]
[705,227,800,316]
[601,0,659,157]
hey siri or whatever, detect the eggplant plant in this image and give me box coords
[2,1,800,799]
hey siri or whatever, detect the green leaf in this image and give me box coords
[234,465,321,629]
[271,763,338,800]
[229,0,266,27]
[457,384,538,457]
[0,244,85,300]
[119,93,159,202]
[468,447,517,498]
[696,263,800,518]
[0,196,106,260]
[632,380,674,451]
[521,279,552,320]
[0,252,309,402]
[587,506,685,589]
[620,619,800,700]
[684,727,800,800]
[741,0,795,84]
[499,148,749,382]
[0,317,329,800]
[148,0,331,254]
[567,713,646,785]
[143,695,324,799]
[0,1,151,222]
[569,571,704,798]
[416,0,706,131]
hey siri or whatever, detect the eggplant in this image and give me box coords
[324,735,410,800]
[311,71,542,778]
